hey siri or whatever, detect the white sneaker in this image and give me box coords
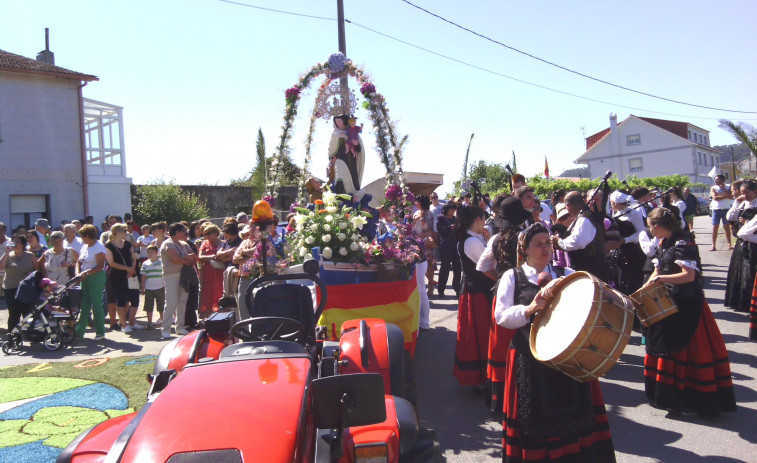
[93,335,105,341]
[123,325,133,333]
[130,324,145,330]
[175,327,189,335]
[161,330,172,339]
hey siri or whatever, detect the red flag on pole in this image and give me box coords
[544,156,550,178]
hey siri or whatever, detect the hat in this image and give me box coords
[40,278,56,288]
[239,224,251,235]
[35,218,50,229]
[610,191,629,204]
[498,197,532,228]
[555,203,569,220]
[236,212,249,222]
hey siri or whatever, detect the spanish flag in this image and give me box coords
[317,272,420,355]
[544,156,550,178]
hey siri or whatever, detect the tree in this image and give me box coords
[132,181,209,226]
[452,160,510,196]
[232,128,302,192]
[719,120,757,158]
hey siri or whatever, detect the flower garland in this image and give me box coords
[267,53,408,201]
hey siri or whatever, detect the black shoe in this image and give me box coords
[437,290,445,299]
[110,324,121,331]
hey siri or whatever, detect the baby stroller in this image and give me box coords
[2,271,83,354]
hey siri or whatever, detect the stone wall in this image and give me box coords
[130,185,299,220]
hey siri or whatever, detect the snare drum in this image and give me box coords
[530,271,635,382]
[629,279,679,327]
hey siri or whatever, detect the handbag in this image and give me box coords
[180,264,199,291]
[209,259,226,270]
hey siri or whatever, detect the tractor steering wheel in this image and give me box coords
[231,316,306,342]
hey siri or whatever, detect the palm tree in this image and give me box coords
[719,119,757,157]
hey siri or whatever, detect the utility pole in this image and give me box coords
[336,0,349,115]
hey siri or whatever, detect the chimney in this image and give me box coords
[36,28,55,65]
[609,113,618,132]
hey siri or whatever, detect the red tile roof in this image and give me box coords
[584,115,708,151]
[0,49,97,81]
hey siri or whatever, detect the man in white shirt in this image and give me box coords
[710,174,734,251]
[35,218,50,247]
[552,191,607,279]
[63,224,84,255]
[0,222,11,293]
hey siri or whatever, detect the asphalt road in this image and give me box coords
[413,215,757,462]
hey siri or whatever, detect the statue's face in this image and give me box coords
[335,118,346,129]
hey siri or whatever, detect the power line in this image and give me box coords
[398,0,757,115]
[217,0,335,21]
[345,20,757,122]
[214,0,757,121]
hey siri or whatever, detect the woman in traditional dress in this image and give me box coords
[452,206,492,388]
[724,179,757,312]
[198,223,225,319]
[643,207,737,416]
[735,211,757,340]
[494,223,615,462]
[328,115,365,195]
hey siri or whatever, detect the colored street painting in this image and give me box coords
[0,355,156,463]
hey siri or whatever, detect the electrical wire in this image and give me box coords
[214,0,757,121]
[217,0,335,21]
[399,0,756,114]
[345,19,757,122]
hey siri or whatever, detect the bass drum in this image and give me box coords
[530,271,635,382]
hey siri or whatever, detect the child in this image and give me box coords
[345,116,363,157]
[140,245,165,329]
[136,224,154,263]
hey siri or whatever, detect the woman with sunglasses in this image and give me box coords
[198,223,225,319]
[495,223,616,463]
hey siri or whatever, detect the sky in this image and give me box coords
[3,0,757,195]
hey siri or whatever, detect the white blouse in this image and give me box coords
[494,263,574,329]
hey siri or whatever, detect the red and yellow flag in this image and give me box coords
[544,156,550,178]
[317,272,420,355]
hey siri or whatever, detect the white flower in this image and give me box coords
[305,236,315,244]
[325,215,334,223]
[326,206,338,213]
[296,223,304,232]
[310,223,319,232]
[339,222,349,230]
[294,214,309,225]
[299,247,307,257]
[339,247,348,256]
[351,234,359,241]
[323,224,331,232]
[337,233,347,241]
[323,234,332,243]
[322,247,333,259]
[323,191,337,204]
[350,242,359,251]
[350,215,368,230]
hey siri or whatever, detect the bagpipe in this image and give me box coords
[615,187,673,217]
[461,178,493,217]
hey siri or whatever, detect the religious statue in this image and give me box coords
[327,114,365,195]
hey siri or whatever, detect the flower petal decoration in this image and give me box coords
[322,247,333,259]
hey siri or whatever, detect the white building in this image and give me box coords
[575,114,721,184]
[0,38,131,231]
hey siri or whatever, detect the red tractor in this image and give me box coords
[57,262,440,463]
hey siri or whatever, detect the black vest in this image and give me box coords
[458,233,493,294]
[510,265,564,352]
[567,212,607,279]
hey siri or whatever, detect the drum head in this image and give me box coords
[531,272,595,361]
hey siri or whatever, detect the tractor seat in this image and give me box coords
[219,341,308,360]
[248,283,316,338]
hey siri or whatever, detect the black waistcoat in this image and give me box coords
[567,212,607,279]
[458,233,493,294]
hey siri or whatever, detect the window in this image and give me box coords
[711,155,715,166]
[688,130,692,140]
[626,134,641,146]
[704,136,708,146]
[10,195,49,230]
[629,158,643,172]
[699,134,703,144]
[698,152,702,164]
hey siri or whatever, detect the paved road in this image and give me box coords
[414,215,757,462]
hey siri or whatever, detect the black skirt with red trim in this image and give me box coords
[453,291,492,387]
[749,273,757,340]
[644,301,737,415]
[488,297,517,414]
[502,347,616,463]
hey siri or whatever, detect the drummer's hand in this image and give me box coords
[526,295,546,317]
[540,280,560,299]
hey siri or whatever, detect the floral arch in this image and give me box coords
[266,53,409,203]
